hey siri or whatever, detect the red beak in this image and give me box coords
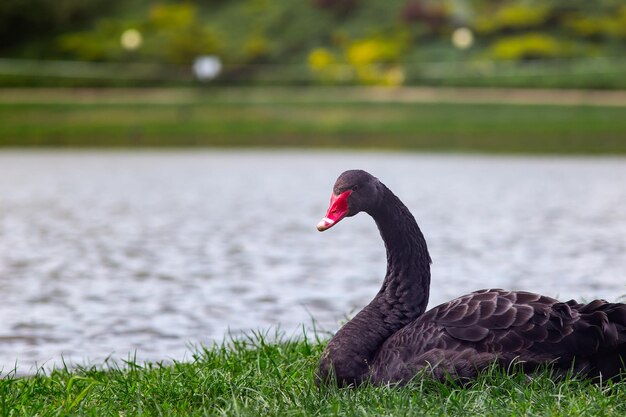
[317,190,352,231]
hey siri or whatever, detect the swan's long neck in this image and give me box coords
[318,184,431,386]
[373,185,431,315]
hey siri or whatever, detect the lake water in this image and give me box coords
[1,151,625,375]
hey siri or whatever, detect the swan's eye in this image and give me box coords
[352,185,359,191]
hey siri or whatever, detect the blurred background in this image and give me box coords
[0,0,625,150]
[0,0,625,88]
[0,1,625,374]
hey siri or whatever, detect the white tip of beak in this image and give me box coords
[317,217,334,232]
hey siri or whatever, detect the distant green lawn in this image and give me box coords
[1,88,625,153]
[2,333,625,416]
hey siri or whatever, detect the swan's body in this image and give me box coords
[316,170,626,386]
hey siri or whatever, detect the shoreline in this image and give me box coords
[1,86,625,107]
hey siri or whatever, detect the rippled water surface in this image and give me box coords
[1,151,625,374]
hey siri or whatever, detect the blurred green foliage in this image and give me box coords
[58,3,219,65]
[0,0,120,55]
[309,33,408,85]
[474,4,552,34]
[563,6,626,40]
[490,33,572,60]
[0,0,625,87]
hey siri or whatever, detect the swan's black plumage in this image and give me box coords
[317,170,626,386]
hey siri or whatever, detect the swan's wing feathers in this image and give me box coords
[433,290,546,327]
[518,322,549,343]
[561,301,626,354]
[374,294,625,382]
[493,329,529,352]
[433,290,565,347]
[446,326,489,342]
[513,291,544,304]
[493,296,514,315]
[437,303,469,322]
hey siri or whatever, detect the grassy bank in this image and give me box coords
[1,88,625,154]
[2,333,625,416]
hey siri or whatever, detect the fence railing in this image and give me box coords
[0,56,625,87]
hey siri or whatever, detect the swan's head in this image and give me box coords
[317,170,382,231]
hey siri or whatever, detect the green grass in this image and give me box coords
[1,331,625,416]
[1,88,625,153]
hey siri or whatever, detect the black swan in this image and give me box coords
[316,169,626,386]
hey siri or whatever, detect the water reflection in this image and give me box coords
[0,151,625,374]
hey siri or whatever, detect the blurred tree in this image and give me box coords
[308,33,408,85]
[58,2,220,65]
[562,5,626,40]
[311,0,359,17]
[473,3,551,35]
[0,0,120,55]
[400,0,449,34]
[146,3,219,65]
[490,33,572,60]
[57,19,131,62]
